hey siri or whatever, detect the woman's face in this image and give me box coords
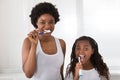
[75,40,94,64]
[36,13,55,36]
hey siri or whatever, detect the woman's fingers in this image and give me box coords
[28,30,39,44]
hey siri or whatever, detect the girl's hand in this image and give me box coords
[74,62,83,80]
[28,29,39,44]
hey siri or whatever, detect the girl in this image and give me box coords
[65,36,110,80]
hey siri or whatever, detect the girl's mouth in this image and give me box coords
[78,55,85,62]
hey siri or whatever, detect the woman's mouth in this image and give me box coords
[39,30,51,35]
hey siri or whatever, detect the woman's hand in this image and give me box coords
[28,29,39,44]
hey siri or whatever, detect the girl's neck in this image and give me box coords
[83,61,94,70]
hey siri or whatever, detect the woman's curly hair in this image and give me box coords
[66,36,110,80]
[29,2,60,28]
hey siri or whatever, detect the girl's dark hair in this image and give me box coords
[66,36,110,80]
[29,2,60,28]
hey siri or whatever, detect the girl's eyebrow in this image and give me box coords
[83,45,91,48]
[84,45,89,46]
[39,19,45,21]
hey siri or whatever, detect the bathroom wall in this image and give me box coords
[0,0,26,73]
[0,0,120,80]
[76,0,120,75]
[0,0,78,79]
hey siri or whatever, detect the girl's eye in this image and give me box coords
[84,48,88,51]
[76,47,80,50]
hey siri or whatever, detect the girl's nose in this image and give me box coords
[79,50,84,54]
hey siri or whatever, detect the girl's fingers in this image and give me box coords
[76,62,82,69]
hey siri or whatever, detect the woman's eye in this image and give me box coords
[49,21,55,25]
[40,22,45,25]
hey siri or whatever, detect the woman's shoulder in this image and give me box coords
[59,39,66,46]
[23,37,31,44]
[22,37,31,47]
[58,38,66,55]
[54,37,65,44]
[53,37,66,56]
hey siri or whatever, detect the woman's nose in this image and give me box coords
[44,23,51,29]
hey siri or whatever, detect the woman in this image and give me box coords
[22,2,66,80]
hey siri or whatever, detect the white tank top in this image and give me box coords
[65,68,106,80]
[33,37,64,80]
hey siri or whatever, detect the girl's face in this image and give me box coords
[75,40,94,64]
[36,14,55,36]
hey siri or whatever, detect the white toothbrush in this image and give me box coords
[78,55,84,77]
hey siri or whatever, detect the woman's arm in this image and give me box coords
[22,38,37,78]
[22,30,39,78]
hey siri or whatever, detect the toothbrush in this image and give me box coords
[39,30,51,35]
[78,55,84,77]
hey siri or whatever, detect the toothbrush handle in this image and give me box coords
[78,57,80,62]
[78,57,83,77]
[39,32,44,35]
[79,69,83,77]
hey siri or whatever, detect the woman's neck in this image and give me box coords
[40,36,53,42]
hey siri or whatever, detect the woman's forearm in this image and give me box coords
[23,44,37,78]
